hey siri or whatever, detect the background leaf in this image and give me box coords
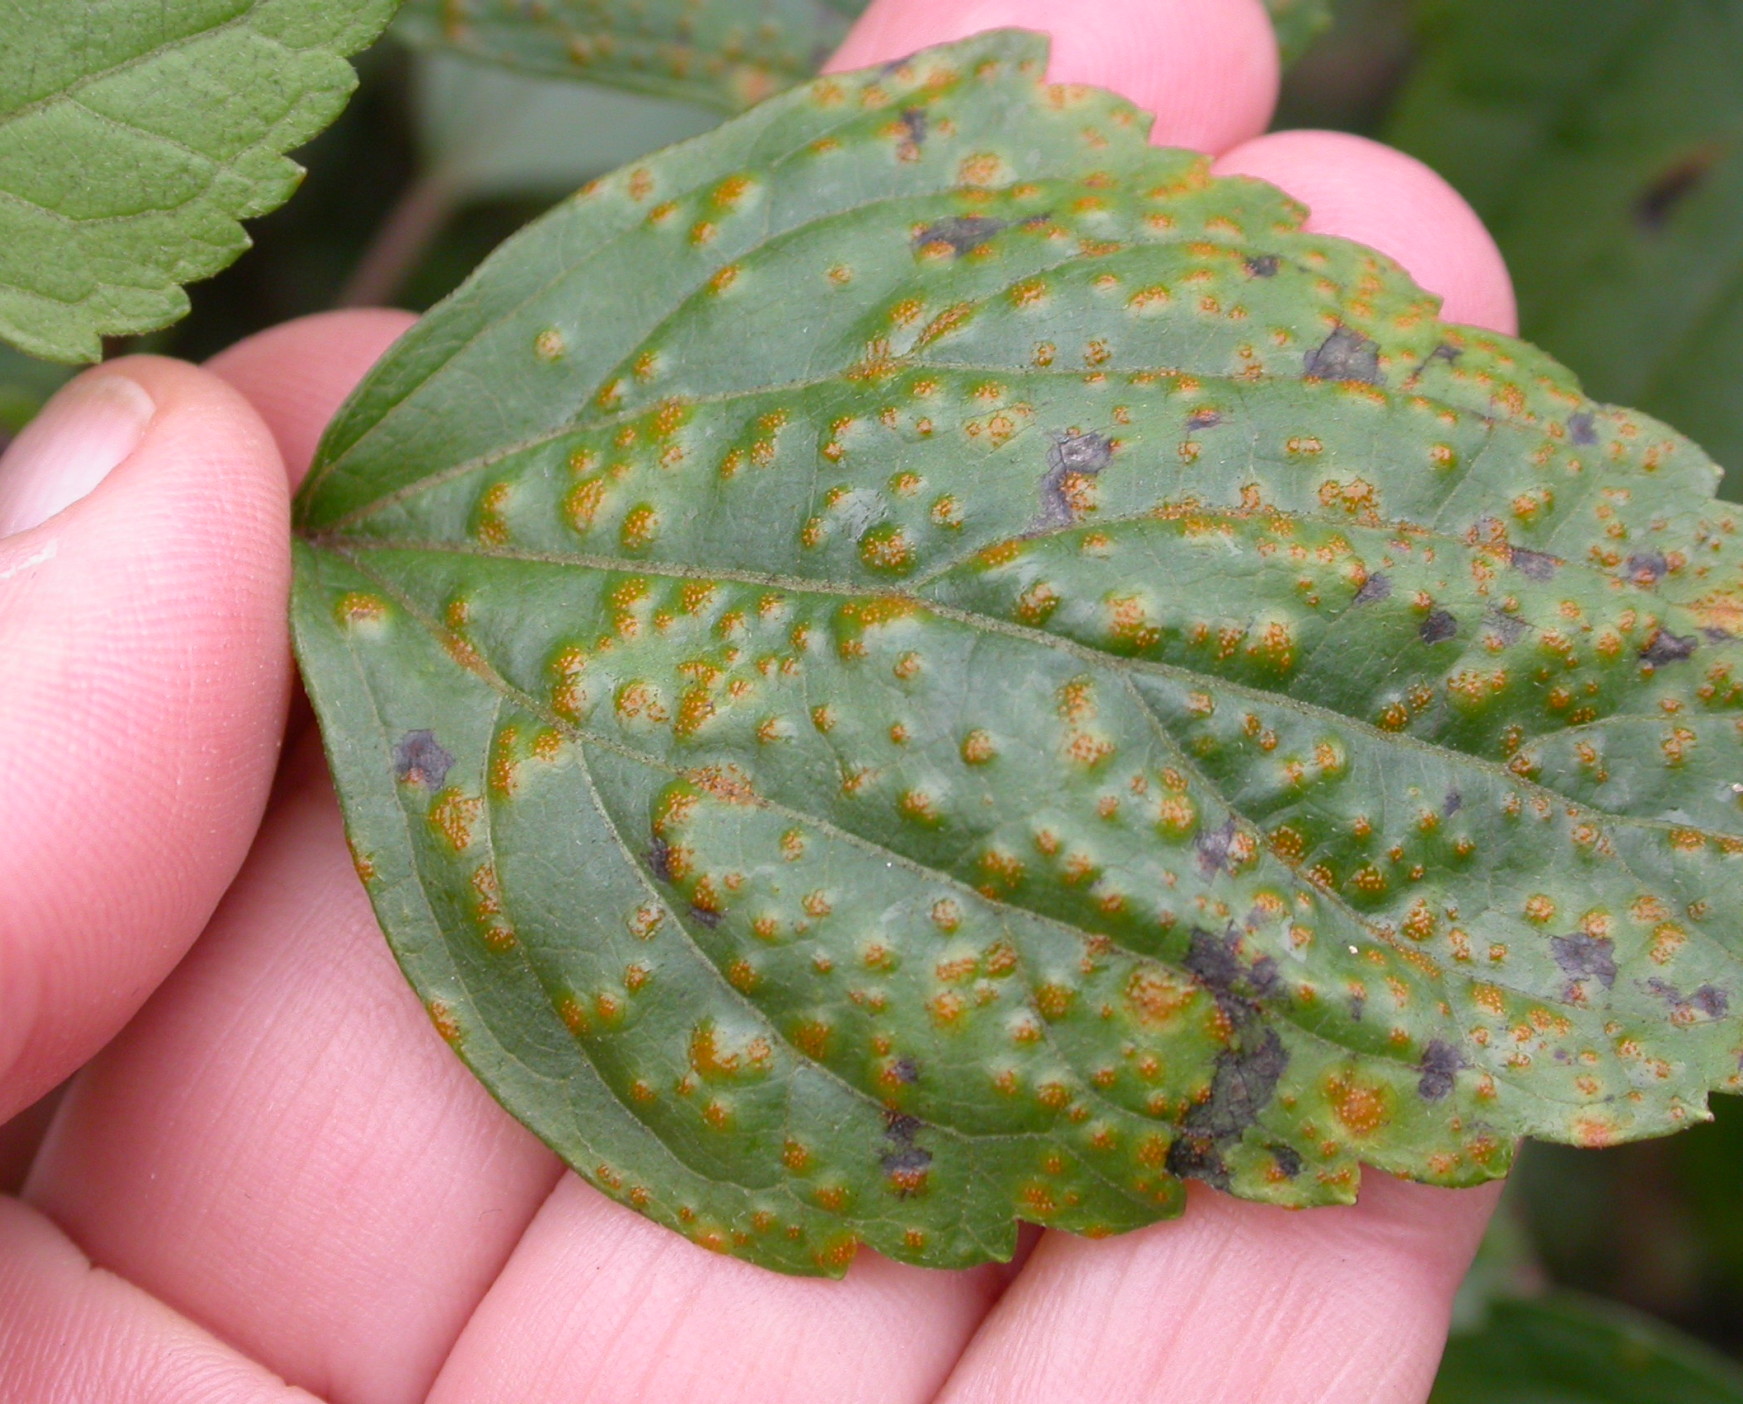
[0,0,400,362]
[414,51,720,203]
[1433,1294,1743,1404]
[1267,0,1334,65]
[396,0,1330,116]
[394,0,871,112]
[293,30,1743,1275]
[0,344,74,443]
[1387,0,1743,485]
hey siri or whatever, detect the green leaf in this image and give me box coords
[0,345,74,440]
[396,0,1329,115]
[1387,0,1743,481]
[415,52,721,203]
[1433,1294,1743,1404]
[0,0,399,363]
[1267,0,1334,64]
[293,30,1743,1276]
[395,0,870,112]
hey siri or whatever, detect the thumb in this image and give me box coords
[0,357,292,1120]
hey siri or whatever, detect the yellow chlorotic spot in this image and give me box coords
[427,1000,462,1045]
[1326,1073,1391,1137]
[620,503,660,550]
[428,789,482,852]
[334,592,388,628]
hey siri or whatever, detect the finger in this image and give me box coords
[0,1196,319,1403]
[26,737,561,1404]
[1213,130,1518,334]
[830,0,1280,156]
[0,358,291,1122]
[207,308,417,489]
[936,1178,1501,1404]
[427,1175,1009,1404]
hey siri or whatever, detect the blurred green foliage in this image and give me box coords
[394,0,867,110]
[1389,0,1743,491]
[1433,1293,1743,1404]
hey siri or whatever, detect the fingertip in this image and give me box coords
[1214,130,1518,333]
[830,0,1279,155]
[936,1176,1501,1404]
[208,308,417,489]
[0,355,293,1118]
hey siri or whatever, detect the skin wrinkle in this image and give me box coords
[0,1199,321,1404]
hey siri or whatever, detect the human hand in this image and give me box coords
[0,1,1519,1399]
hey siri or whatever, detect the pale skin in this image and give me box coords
[0,1,1521,1399]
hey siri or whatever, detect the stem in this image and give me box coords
[337,171,459,309]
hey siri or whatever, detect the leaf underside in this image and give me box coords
[0,0,398,362]
[395,0,1326,115]
[395,0,872,112]
[293,32,1743,1276]
[1388,0,1743,483]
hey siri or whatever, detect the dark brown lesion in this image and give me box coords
[1484,607,1529,646]
[911,214,1007,256]
[1164,1029,1289,1189]
[1626,551,1669,584]
[1353,571,1393,605]
[1509,546,1562,580]
[1551,931,1617,1004]
[1304,325,1384,385]
[1029,429,1114,533]
[1183,925,1280,1006]
[1640,628,1698,667]
[393,729,454,792]
[896,107,928,160]
[1163,927,1306,1186]
[880,1109,933,1197]
[1417,1039,1465,1101]
[1192,819,1245,880]
[1419,609,1459,645]
[1645,978,1730,1022]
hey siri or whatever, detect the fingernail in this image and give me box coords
[0,373,155,537]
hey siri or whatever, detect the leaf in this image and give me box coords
[1387,0,1743,482]
[293,30,1743,1276]
[1267,0,1334,64]
[395,0,1329,115]
[0,345,74,441]
[0,0,400,363]
[415,52,722,203]
[394,0,871,113]
[1432,1294,1743,1404]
